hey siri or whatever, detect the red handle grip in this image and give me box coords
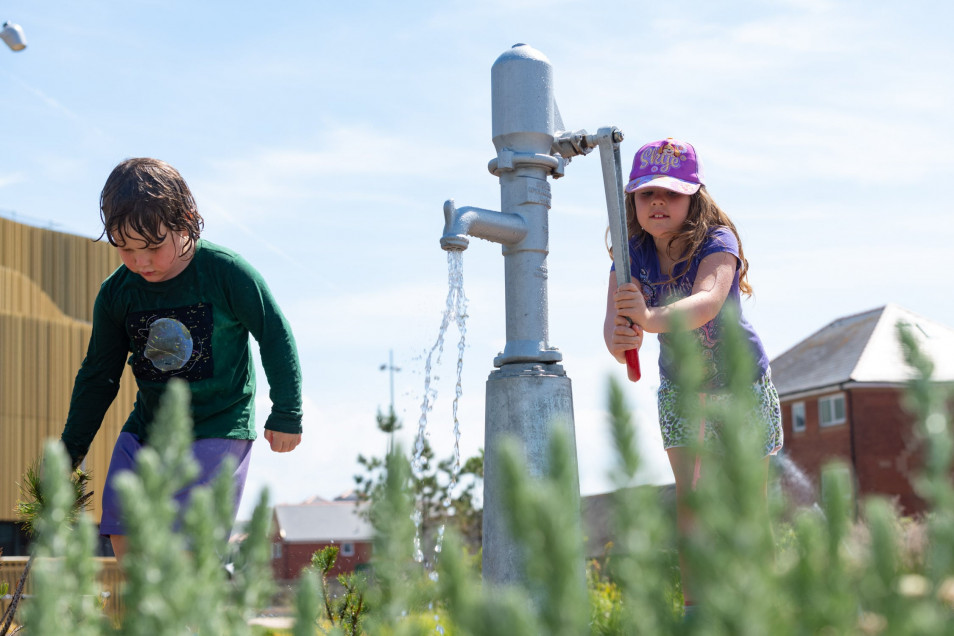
[625,348,641,382]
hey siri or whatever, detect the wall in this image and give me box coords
[781,387,929,516]
[0,216,136,533]
[271,535,373,582]
[850,387,925,515]
[781,392,854,486]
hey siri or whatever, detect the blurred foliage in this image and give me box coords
[354,409,483,555]
[12,321,954,634]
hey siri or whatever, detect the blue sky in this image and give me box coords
[3,1,952,520]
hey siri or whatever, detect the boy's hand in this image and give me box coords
[264,429,302,453]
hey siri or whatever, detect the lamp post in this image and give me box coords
[1,21,27,51]
[379,349,401,453]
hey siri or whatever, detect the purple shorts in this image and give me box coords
[99,432,253,536]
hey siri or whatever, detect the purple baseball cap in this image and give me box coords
[624,138,704,195]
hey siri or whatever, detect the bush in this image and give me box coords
[16,323,954,635]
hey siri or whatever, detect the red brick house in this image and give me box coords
[270,494,374,582]
[771,304,954,516]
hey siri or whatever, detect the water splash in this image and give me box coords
[412,251,468,569]
[775,454,818,510]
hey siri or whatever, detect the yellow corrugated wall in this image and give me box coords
[0,216,136,523]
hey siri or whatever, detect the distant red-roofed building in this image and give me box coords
[771,304,954,515]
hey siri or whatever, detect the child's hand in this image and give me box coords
[608,314,643,364]
[614,282,650,326]
[264,429,302,453]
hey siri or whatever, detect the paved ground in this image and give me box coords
[249,615,295,629]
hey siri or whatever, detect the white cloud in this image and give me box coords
[0,173,26,189]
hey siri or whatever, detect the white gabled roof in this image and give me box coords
[273,500,373,543]
[771,304,954,397]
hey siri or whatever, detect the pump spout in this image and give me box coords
[440,199,528,252]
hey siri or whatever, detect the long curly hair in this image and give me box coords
[620,186,752,296]
[98,158,204,246]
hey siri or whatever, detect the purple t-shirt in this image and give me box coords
[625,226,769,391]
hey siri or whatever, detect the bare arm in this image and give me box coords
[604,271,644,364]
[615,252,737,333]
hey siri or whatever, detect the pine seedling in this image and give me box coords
[15,458,93,537]
[307,545,367,635]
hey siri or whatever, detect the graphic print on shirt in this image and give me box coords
[126,303,214,382]
[645,267,725,387]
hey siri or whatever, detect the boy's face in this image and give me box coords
[114,223,193,283]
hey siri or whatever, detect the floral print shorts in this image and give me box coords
[657,370,783,457]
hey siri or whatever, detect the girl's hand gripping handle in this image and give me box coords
[623,317,641,382]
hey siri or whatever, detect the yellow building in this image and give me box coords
[1,215,136,554]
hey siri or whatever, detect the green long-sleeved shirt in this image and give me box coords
[61,240,302,466]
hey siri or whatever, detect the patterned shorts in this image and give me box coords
[657,370,783,457]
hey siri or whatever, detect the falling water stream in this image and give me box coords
[412,251,468,594]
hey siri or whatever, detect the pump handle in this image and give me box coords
[595,127,641,382]
[625,349,641,382]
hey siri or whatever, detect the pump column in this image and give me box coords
[481,44,582,588]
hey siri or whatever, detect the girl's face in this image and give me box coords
[114,223,193,282]
[632,187,691,243]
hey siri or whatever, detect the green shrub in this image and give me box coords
[20,379,275,635]
[16,322,954,635]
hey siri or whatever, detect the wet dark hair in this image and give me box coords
[621,186,752,295]
[98,158,204,246]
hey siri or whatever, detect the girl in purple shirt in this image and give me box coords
[603,138,782,614]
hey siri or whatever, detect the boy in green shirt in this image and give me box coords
[61,158,303,561]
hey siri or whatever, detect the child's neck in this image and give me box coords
[654,235,685,277]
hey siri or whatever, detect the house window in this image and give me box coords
[819,394,846,427]
[341,542,355,557]
[791,402,806,433]
[272,542,282,559]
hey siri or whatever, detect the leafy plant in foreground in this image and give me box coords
[19,379,275,635]
[1,454,95,636]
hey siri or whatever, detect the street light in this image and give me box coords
[2,22,27,52]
